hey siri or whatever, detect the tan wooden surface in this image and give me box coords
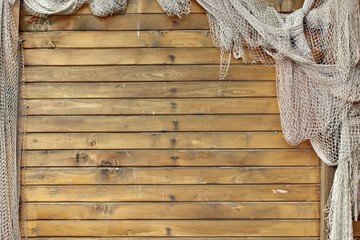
[25,167,319,185]
[21,0,321,238]
[25,149,319,167]
[24,184,320,202]
[26,202,320,219]
[25,82,277,98]
[26,115,283,132]
[20,0,304,15]
[24,65,276,82]
[26,98,280,115]
[26,220,319,237]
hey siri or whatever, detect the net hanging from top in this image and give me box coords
[179,0,359,239]
[1,0,359,239]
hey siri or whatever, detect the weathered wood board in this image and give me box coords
[21,0,322,239]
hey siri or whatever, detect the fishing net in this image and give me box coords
[2,0,359,239]
[0,0,24,239]
[157,0,191,17]
[23,0,127,17]
[175,0,360,239]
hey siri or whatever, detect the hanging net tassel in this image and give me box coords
[157,0,191,18]
[23,0,128,17]
[89,0,127,17]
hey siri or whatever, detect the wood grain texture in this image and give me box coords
[26,202,320,220]
[21,0,321,238]
[24,167,319,185]
[25,82,276,99]
[21,14,209,31]
[21,31,214,48]
[24,65,276,82]
[26,115,282,132]
[26,132,312,150]
[26,220,319,237]
[27,238,320,240]
[24,185,320,202]
[24,48,247,66]
[24,149,320,167]
[26,98,280,115]
[20,0,304,15]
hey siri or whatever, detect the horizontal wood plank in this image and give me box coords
[26,115,282,132]
[26,132,311,150]
[21,0,304,15]
[24,149,319,167]
[26,202,320,220]
[24,185,320,202]
[27,238,319,240]
[24,65,276,82]
[24,48,246,65]
[26,98,279,115]
[25,82,276,99]
[21,31,213,48]
[26,220,319,237]
[21,14,209,31]
[24,167,319,185]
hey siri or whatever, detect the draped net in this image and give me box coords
[0,0,23,239]
[190,0,360,239]
[1,0,358,239]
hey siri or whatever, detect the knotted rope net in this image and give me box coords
[185,0,360,239]
[0,0,24,239]
[2,0,359,239]
[23,0,127,17]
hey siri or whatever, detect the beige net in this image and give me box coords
[164,0,360,239]
[23,0,127,17]
[0,0,24,239]
[1,0,358,239]
[157,0,191,17]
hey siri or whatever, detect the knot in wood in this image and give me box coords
[76,152,89,163]
[101,159,117,167]
[171,155,179,160]
[87,138,97,147]
[94,204,108,214]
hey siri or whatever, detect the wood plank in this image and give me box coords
[21,14,209,31]
[24,65,276,82]
[24,149,320,167]
[21,31,213,48]
[353,221,360,236]
[20,0,305,15]
[26,98,280,115]
[24,167,320,185]
[24,185,321,202]
[24,48,246,66]
[26,220,319,237]
[27,238,320,240]
[26,115,282,132]
[26,202,320,220]
[25,82,276,99]
[26,132,311,150]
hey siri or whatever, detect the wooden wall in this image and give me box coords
[20,0,321,239]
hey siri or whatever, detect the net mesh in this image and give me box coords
[0,0,23,239]
[192,0,360,239]
[23,0,127,17]
[157,0,191,18]
[4,0,360,239]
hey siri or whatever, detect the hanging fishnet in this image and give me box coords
[192,0,360,239]
[157,0,191,18]
[12,0,360,239]
[0,0,24,239]
[23,0,127,17]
